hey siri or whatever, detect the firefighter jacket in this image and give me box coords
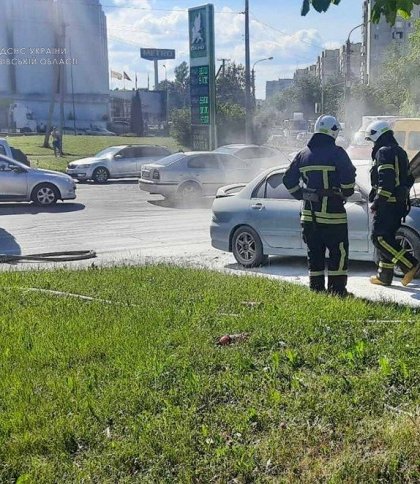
[370,134,413,208]
[283,133,356,225]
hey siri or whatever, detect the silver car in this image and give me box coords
[214,144,285,171]
[0,154,76,206]
[67,145,171,183]
[139,151,258,200]
[210,162,420,272]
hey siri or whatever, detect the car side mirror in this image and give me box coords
[10,165,26,174]
[114,154,123,160]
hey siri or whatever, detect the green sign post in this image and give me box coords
[188,4,217,151]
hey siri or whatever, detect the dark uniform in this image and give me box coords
[370,131,418,285]
[283,133,356,295]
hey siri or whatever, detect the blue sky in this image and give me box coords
[104,0,364,97]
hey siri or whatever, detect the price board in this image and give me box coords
[189,4,216,151]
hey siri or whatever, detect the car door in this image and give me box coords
[186,154,223,195]
[346,188,370,252]
[0,159,28,200]
[250,172,302,249]
[112,147,137,177]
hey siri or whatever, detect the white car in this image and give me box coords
[0,154,76,206]
[214,144,286,171]
[139,151,257,200]
[67,145,171,183]
[211,162,420,272]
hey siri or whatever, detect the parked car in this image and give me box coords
[0,154,76,206]
[85,126,117,136]
[210,160,420,274]
[107,121,130,135]
[214,144,286,172]
[66,145,172,183]
[63,126,86,135]
[139,152,257,200]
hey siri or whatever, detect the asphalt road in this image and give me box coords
[1,180,419,307]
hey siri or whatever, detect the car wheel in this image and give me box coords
[395,227,420,278]
[232,226,268,268]
[178,182,202,201]
[92,167,110,184]
[31,183,59,206]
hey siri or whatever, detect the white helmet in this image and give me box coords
[365,120,392,143]
[314,115,341,139]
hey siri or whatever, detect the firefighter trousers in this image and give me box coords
[371,204,418,285]
[302,222,349,295]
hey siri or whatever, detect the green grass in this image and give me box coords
[0,266,419,482]
[6,135,182,172]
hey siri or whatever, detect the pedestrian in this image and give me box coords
[51,127,62,157]
[365,120,419,286]
[283,115,356,296]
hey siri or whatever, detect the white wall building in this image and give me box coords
[361,0,420,84]
[0,0,109,131]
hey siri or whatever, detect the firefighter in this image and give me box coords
[283,115,356,296]
[365,120,419,286]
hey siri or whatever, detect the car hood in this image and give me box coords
[142,163,165,170]
[68,157,103,167]
[30,167,74,180]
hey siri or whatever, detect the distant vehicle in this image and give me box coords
[283,112,310,142]
[347,117,420,161]
[210,159,420,274]
[85,126,117,136]
[214,144,287,172]
[139,151,257,201]
[107,121,130,135]
[62,126,86,135]
[8,103,37,133]
[66,145,171,183]
[0,154,76,206]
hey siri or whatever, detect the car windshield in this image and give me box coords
[155,153,185,166]
[0,154,29,170]
[95,147,123,158]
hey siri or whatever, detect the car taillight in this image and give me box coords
[152,169,160,180]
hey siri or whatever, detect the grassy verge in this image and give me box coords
[0,266,418,482]
[6,135,182,172]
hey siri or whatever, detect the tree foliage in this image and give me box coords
[216,62,246,107]
[301,0,420,25]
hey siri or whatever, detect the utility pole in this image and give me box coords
[244,0,252,143]
[58,16,66,154]
[345,24,363,128]
[69,37,77,135]
[43,0,61,148]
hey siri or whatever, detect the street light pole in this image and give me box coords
[252,57,273,108]
[345,23,363,128]
[244,0,252,143]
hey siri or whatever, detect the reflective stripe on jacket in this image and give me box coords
[283,133,356,225]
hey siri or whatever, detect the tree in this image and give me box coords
[301,0,420,25]
[130,91,144,136]
[216,62,246,107]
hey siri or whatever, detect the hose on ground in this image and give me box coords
[0,250,97,263]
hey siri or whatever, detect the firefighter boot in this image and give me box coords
[309,275,325,293]
[328,275,352,297]
[370,264,393,286]
[402,263,420,286]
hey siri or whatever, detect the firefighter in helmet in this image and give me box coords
[283,115,356,296]
[365,120,419,286]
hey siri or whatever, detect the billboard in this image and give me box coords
[140,48,176,61]
[188,4,216,151]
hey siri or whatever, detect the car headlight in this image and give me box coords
[75,164,90,169]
